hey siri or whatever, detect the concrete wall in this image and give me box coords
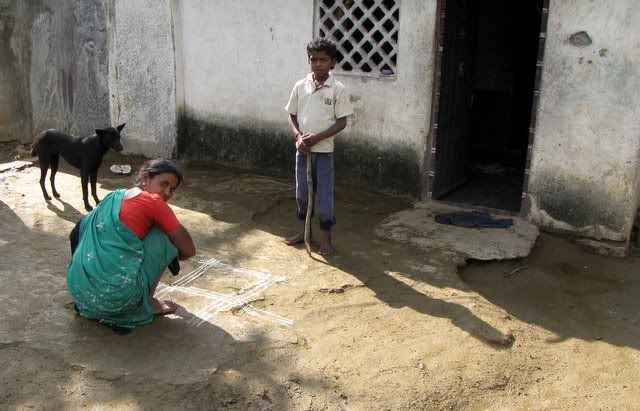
[0,0,177,154]
[0,1,32,142]
[176,0,436,195]
[30,0,111,138]
[4,0,639,243]
[111,0,177,157]
[0,0,111,142]
[528,0,640,242]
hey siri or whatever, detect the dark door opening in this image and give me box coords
[432,1,542,212]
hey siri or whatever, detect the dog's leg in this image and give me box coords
[80,169,93,211]
[38,157,51,201]
[90,169,100,206]
[49,155,61,198]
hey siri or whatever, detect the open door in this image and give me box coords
[431,0,543,212]
[432,0,477,198]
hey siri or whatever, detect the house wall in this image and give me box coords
[0,0,176,155]
[175,0,437,196]
[30,0,111,139]
[527,0,640,242]
[110,0,177,157]
[5,0,638,242]
[0,0,111,142]
[0,1,31,142]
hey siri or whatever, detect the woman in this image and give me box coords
[67,159,195,331]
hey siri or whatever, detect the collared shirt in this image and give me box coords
[285,73,354,153]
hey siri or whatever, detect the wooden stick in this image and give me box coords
[304,153,313,256]
[504,265,526,278]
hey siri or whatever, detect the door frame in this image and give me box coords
[424,0,551,216]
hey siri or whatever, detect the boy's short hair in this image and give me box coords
[306,38,337,60]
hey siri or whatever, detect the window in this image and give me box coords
[316,0,400,76]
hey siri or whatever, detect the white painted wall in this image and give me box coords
[335,1,436,156]
[178,0,436,160]
[178,0,314,125]
[106,0,640,241]
[527,0,640,241]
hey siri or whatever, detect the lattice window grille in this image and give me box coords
[317,0,400,76]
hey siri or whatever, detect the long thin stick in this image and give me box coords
[304,154,313,256]
[504,265,526,278]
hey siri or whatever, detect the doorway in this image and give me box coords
[430,0,544,212]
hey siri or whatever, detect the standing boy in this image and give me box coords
[284,38,354,255]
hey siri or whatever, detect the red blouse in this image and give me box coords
[119,191,180,239]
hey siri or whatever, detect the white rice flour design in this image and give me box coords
[156,258,293,327]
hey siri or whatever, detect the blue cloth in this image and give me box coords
[434,211,513,228]
[295,151,335,231]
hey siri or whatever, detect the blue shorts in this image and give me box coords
[295,151,336,231]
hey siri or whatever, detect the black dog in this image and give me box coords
[30,124,125,211]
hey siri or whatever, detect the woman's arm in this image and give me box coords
[146,194,195,260]
[168,224,196,260]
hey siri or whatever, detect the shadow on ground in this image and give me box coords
[34,154,640,352]
[247,176,515,347]
[0,164,322,408]
[460,234,640,349]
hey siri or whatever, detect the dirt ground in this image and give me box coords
[1,142,640,410]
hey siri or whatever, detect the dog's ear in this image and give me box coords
[95,129,105,137]
[116,123,126,132]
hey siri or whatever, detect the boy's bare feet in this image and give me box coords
[151,298,178,315]
[284,231,307,246]
[318,230,334,255]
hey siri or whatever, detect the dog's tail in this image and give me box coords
[30,131,46,156]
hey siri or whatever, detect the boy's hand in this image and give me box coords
[301,133,319,147]
[296,135,310,153]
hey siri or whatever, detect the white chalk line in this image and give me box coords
[168,258,282,289]
[158,282,292,327]
[189,277,278,325]
[187,278,272,321]
[174,284,293,326]
[191,277,288,327]
[156,258,292,327]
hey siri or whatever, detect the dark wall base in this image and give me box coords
[177,113,422,197]
[530,171,632,241]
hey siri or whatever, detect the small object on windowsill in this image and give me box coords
[380,68,395,76]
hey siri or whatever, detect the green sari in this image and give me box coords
[66,189,178,329]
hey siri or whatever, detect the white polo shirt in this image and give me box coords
[285,73,354,153]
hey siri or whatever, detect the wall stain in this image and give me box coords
[530,172,631,239]
[568,31,592,47]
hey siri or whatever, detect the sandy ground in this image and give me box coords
[1,143,640,410]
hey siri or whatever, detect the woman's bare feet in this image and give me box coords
[284,232,306,246]
[318,230,334,255]
[151,298,178,315]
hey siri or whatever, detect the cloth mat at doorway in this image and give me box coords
[434,211,513,228]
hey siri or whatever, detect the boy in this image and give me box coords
[284,38,354,255]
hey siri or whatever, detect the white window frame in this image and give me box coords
[313,0,401,79]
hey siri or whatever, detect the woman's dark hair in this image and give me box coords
[134,158,184,187]
[306,37,337,60]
